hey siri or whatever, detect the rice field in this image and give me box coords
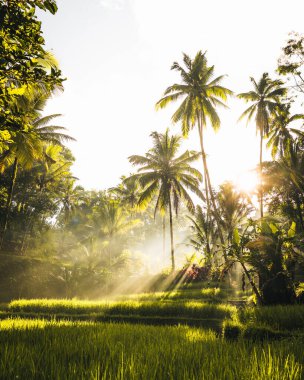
[0,318,302,380]
[238,305,304,330]
[7,298,237,320]
[2,288,304,379]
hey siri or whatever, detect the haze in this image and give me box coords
[38,0,304,190]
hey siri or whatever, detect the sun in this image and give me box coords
[234,170,259,194]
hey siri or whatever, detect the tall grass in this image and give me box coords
[0,319,302,379]
[238,305,304,330]
[125,287,229,302]
[8,298,236,319]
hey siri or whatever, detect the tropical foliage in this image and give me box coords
[128,129,203,270]
[156,51,232,245]
[238,73,287,217]
[0,0,304,308]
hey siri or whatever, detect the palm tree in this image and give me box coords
[90,198,139,267]
[128,129,203,271]
[267,104,304,159]
[0,90,75,245]
[58,180,85,226]
[187,205,217,265]
[216,182,253,244]
[238,73,287,217]
[262,138,304,234]
[110,175,141,211]
[155,51,232,245]
[35,145,75,192]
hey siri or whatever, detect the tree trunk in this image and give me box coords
[203,158,211,257]
[259,132,264,218]
[197,116,226,255]
[0,157,18,250]
[162,216,166,258]
[168,197,175,271]
[238,259,263,304]
[295,194,304,232]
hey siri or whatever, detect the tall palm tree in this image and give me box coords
[267,104,304,159]
[187,205,217,265]
[216,182,253,244]
[0,90,75,245]
[238,73,287,217]
[278,140,304,230]
[155,51,232,245]
[110,175,141,211]
[128,129,203,271]
[90,198,139,267]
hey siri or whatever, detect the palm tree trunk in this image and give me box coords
[203,172,212,257]
[162,216,166,258]
[239,259,263,304]
[168,197,175,271]
[295,194,304,232]
[0,157,18,250]
[259,132,264,218]
[197,116,226,252]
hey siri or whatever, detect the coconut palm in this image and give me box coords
[156,51,232,245]
[128,129,203,271]
[216,182,253,244]
[187,205,217,265]
[238,73,287,217]
[89,198,140,267]
[0,90,75,245]
[110,175,141,211]
[278,140,304,230]
[267,104,304,159]
[58,180,86,227]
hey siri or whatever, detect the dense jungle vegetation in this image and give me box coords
[0,1,304,379]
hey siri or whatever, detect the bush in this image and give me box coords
[243,325,289,341]
[238,305,304,330]
[296,283,304,304]
[222,320,242,340]
[222,320,290,341]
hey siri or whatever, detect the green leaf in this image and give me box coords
[44,1,58,14]
[269,223,278,234]
[261,221,273,235]
[232,228,240,245]
[288,221,296,238]
[7,86,26,96]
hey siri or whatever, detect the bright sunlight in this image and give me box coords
[234,169,259,194]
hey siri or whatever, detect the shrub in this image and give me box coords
[296,283,304,304]
[243,325,289,341]
[238,305,304,330]
[222,320,242,340]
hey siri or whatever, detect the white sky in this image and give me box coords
[38,0,304,190]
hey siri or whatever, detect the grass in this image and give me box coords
[121,287,230,302]
[2,287,304,378]
[238,305,304,330]
[0,318,302,379]
[7,298,237,320]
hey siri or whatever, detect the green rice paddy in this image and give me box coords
[1,288,304,379]
[0,318,302,380]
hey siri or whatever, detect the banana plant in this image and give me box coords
[227,218,298,305]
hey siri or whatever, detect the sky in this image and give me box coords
[37,0,304,191]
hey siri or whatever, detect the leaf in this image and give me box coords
[7,86,26,96]
[260,221,273,235]
[288,221,296,238]
[0,130,11,141]
[232,228,240,245]
[269,223,278,234]
[37,0,58,14]
[246,236,273,250]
